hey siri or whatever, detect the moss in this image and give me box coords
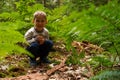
[8,66,26,77]
[0,72,6,78]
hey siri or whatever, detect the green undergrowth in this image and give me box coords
[90,70,120,80]
[0,0,120,79]
[0,21,31,59]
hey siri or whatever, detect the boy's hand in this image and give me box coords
[36,35,45,45]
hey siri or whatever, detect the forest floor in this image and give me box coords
[0,41,106,80]
[0,54,90,80]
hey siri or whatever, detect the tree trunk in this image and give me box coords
[42,0,46,7]
[57,0,61,6]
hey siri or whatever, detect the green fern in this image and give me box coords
[90,70,120,80]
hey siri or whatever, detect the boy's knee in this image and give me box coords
[27,42,39,52]
[30,42,39,47]
[46,40,53,47]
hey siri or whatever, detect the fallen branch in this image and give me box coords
[46,56,67,76]
[86,63,94,77]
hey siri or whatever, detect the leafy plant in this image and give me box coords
[90,70,120,80]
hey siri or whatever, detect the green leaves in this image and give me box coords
[90,70,120,80]
[0,1,120,79]
[0,20,29,57]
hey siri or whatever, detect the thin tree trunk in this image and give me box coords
[42,0,46,7]
[57,0,61,6]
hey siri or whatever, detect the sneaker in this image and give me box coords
[41,58,51,64]
[29,59,37,67]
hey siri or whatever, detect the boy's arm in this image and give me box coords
[45,31,49,40]
[24,31,36,44]
[44,28,49,40]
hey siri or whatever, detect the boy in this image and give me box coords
[24,11,53,66]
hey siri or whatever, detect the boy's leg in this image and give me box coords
[39,40,53,63]
[26,42,40,66]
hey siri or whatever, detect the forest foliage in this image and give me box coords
[0,0,120,79]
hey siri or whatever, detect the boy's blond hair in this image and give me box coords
[33,11,47,20]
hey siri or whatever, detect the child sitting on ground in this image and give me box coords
[24,11,53,66]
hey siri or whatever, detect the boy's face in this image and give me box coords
[33,15,47,30]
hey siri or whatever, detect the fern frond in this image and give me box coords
[90,70,120,80]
